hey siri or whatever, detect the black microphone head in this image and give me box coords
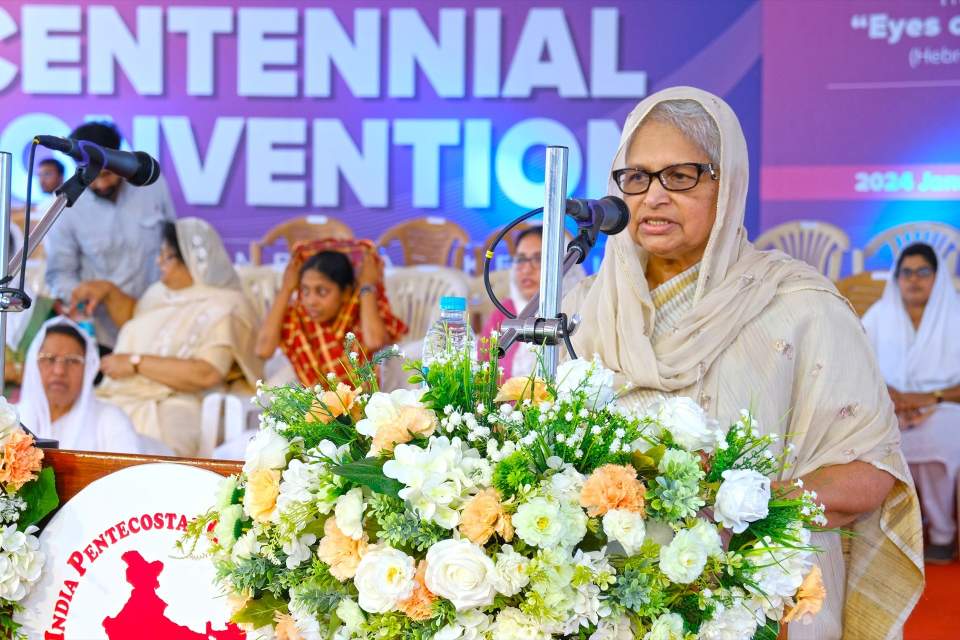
[600,195,630,235]
[129,151,161,186]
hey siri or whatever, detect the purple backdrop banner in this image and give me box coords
[0,1,762,269]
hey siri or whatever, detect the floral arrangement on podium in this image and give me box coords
[0,399,59,639]
[184,338,828,640]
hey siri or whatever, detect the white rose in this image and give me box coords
[697,603,759,640]
[491,607,550,640]
[335,597,366,633]
[512,497,587,549]
[689,519,724,559]
[588,614,633,640]
[556,355,616,409]
[335,488,365,540]
[425,539,497,610]
[654,396,725,453]
[714,469,771,534]
[353,546,416,613]
[492,545,531,596]
[0,398,20,443]
[602,509,647,555]
[356,389,424,438]
[242,427,289,474]
[435,610,493,640]
[659,528,708,584]
[643,612,685,640]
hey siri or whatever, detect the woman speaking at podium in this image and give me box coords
[563,87,922,639]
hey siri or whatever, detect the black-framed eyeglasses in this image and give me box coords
[612,163,718,195]
[897,266,934,280]
[37,353,85,368]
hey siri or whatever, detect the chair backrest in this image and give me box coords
[235,265,282,321]
[384,266,471,340]
[858,222,960,275]
[249,215,354,265]
[377,217,469,270]
[754,221,850,280]
[473,223,534,274]
[834,271,888,317]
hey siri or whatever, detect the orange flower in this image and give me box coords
[307,383,362,424]
[459,488,514,545]
[782,565,826,624]
[397,561,437,621]
[243,469,281,523]
[371,406,437,453]
[274,612,303,640]
[316,517,368,581]
[579,464,646,517]
[0,431,43,491]
[495,377,550,404]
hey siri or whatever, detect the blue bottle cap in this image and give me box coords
[439,296,466,312]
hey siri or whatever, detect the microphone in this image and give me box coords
[565,196,630,235]
[34,135,161,187]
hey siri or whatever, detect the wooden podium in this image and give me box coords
[44,449,242,503]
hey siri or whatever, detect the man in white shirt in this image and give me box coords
[44,122,177,348]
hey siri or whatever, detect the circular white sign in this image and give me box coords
[16,463,244,640]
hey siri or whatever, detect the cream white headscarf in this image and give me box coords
[567,86,832,391]
[863,251,960,393]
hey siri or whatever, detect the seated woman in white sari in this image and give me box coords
[71,218,263,457]
[863,243,960,564]
[563,87,922,638]
[18,317,170,454]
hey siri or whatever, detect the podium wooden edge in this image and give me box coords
[44,449,243,505]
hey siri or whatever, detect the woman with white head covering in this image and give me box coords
[19,316,143,452]
[564,87,922,638]
[863,243,960,564]
[71,218,263,457]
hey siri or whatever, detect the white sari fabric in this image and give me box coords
[564,86,923,639]
[18,317,154,453]
[864,260,960,545]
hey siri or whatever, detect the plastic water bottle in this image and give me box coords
[74,302,96,339]
[421,296,475,374]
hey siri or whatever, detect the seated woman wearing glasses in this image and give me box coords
[563,88,921,637]
[18,317,171,454]
[863,243,960,564]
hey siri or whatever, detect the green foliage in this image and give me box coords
[728,504,802,551]
[0,601,24,640]
[707,413,782,483]
[674,592,714,634]
[223,555,287,598]
[753,620,781,640]
[16,467,58,530]
[230,592,287,628]
[368,494,447,553]
[492,451,538,498]
[647,474,706,522]
[331,457,403,498]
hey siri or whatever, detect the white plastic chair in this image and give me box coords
[852,222,960,275]
[199,392,259,458]
[754,221,849,281]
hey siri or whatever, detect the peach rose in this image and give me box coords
[397,561,437,621]
[274,613,303,640]
[782,565,826,624]
[495,377,550,404]
[371,405,437,454]
[243,469,281,523]
[316,517,369,581]
[307,383,362,424]
[459,488,514,545]
[0,431,43,491]
[579,464,646,517]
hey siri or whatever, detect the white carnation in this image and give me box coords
[589,614,633,640]
[747,528,813,611]
[231,529,260,563]
[0,525,43,602]
[425,539,498,610]
[602,509,646,555]
[334,488,365,540]
[356,389,425,439]
[556,355,616,409]
[697,602,759,640]
[548,464,586,503]
[353,546,416,613]
[659,527,708,584]
[653,396,725,453]
[242,426,289,474]
[644,612,685,640]
[491,607,551,640]
[493,545,531,596]
[714,469,771,534]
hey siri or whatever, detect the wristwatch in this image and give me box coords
[933,389,944,404]
[130,353,142,373]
